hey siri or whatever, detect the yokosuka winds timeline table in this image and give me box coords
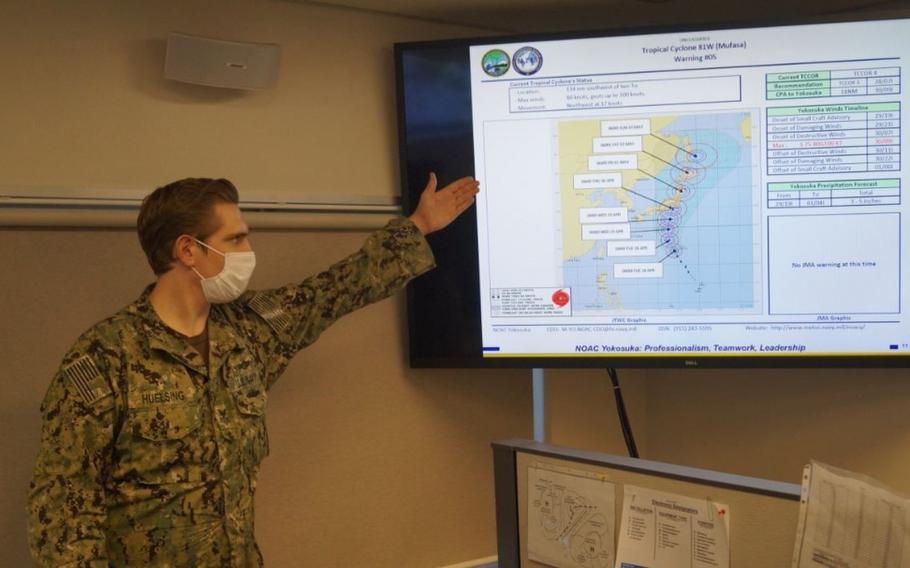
[469,18,910,360]
[766,102,899,177]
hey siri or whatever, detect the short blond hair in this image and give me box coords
[137,178,239,275]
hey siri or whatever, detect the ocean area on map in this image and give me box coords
[561,112,758,313]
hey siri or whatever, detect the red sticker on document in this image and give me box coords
[551,289,570,307]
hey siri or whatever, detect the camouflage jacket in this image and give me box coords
[27,218,434,567]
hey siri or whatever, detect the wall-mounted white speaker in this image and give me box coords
[165,32,282,90]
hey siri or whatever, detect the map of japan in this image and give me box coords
[558,111,761,313]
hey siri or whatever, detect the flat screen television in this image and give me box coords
[395,15,909,368]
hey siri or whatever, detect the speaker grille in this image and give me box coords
[165,32,282,90]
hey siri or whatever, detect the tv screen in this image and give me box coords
[395,16,909,368]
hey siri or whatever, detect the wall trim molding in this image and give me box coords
[0,190,402,229]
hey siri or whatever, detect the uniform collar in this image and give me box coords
[127,285,243,375]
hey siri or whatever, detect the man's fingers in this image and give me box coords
[442,176,479,194]
[452,184,479,210]
[455,198,475,215]
[460,182,480,195]
[459,185,478,200]
[423,172,438,194]
[454,188,477,210]
[442,180,479,201]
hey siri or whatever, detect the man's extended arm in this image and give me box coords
[242,216,435,386]
[240,174,479,386]
[28,336,117,567]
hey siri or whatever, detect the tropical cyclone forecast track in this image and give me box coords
[558,111,761,314]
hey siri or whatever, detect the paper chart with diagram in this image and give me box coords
[527,463,616,568]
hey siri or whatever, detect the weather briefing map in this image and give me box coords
[558,111,760,314]
[469,21,910,358]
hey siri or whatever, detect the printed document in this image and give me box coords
[615,485,730,568]
[527,462,616,568]
[793,461,910,567]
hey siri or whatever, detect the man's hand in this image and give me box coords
[408,173,480,235]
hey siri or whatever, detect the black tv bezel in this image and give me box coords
[394,14,910,369]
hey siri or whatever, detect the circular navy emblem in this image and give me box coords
[481,49,510,77]
[513,46,543,76]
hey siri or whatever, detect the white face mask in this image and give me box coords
[191,238,256,304]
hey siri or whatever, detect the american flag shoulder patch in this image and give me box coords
[248,293,292,333]
[63,355,112,406]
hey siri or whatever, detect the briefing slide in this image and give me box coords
[469,19,909,359]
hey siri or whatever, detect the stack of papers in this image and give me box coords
[793,461,910,568]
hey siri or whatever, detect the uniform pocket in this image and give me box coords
[132,403,202,441]
[226,371,269,467]
[125,402,205,485]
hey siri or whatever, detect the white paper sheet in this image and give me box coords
[615,485,730,568]
[792,461,910,568]
[527,462,616,568]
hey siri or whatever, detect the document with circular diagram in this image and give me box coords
[527,462,616,568]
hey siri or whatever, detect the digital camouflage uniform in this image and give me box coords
[27,218,434,567]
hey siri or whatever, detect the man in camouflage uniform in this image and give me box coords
[27,174,479,567]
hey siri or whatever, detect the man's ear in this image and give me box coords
[173,234,199,268]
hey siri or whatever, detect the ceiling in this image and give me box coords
[292,0,909,34]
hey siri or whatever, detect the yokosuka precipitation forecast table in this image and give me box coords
[469,18,910,360]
